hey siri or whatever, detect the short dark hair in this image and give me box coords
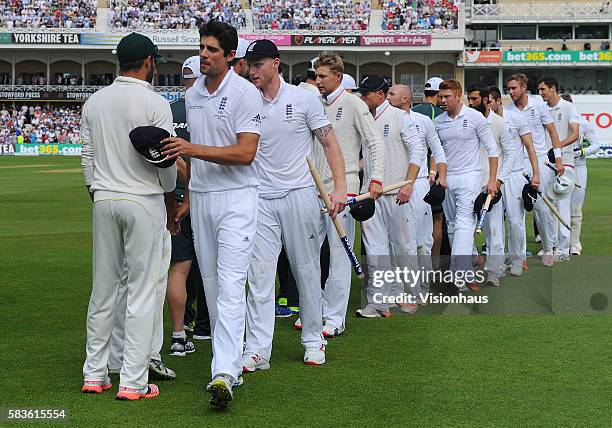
[488,86,502,100]
[467,83,489,99]
[561,94,573,103]
[423,90,438,97]
[119,57,148,73]
[537,76,559,91]
[199,20,238,56]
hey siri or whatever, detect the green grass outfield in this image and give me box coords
[2,156,612,426]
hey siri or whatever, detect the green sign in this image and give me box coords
[16,143,82,156]
[503,50,612,63]
[0,33,12,44]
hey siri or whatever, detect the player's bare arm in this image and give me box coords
[560,122,580,148]
[175,158,190,223]
[544,122,565,175]
[520,133,540,187]
[161,133,259,166]
[314,123,347,218]
[396,164,419,205]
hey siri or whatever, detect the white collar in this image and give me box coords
[261,76,286,104]
[322,84,345,106]
[441,104,467,121]
[374,100,390,120]
[197,68,234,98]
[115,76,153,90]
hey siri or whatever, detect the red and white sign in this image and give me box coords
[463,50,502,63]
[572,95,612,148]
[361,34,432,47]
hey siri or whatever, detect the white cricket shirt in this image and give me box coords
[480,111,516,183]
[435,105,498,176]
[503,108,532,172]
[576,118,600,166]
[545,98,580,164]
[505,96,554,157]
[257,79,330,198]
[409,109,447,179]
[185,69,263,193]
[80,76,177,198]
[362,101,424,193]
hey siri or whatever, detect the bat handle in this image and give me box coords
[340,235,364,278]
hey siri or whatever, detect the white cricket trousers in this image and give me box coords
[413,178,434,287]
[108,232,171,371]
[503,170,528,267]
[321,204,355,329]
[570,163,588,250]
[362,195,419,311]
[555,164,575,255]
[83,193,166,390]
[246,188,324,360]
[482,195,505,278]
[442,171,481,274]
[526,154,556,252]
[190,187,258,382]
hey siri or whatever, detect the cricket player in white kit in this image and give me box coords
[537,76,580,261]
[313,52,385,336]
[561,94,600,255]
[467,84,516,286]
[488,86,540,277]
[161,21,262,409]
[435,80,498,291]
[242,40,346,369]
[386,84,448,293]
[356,75,426,316]
[81,33,176,400]
[505,73,564,267]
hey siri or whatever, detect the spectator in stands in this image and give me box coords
[108,0,247,30]
[381,0,460,32]
[252,0,371,31]
[0,105,81,145]
[584,42,591,51]
[601,40,610,51]
[0,0,98,30]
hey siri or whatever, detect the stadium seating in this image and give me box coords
[251,0,371,31]
[108,0,247,30]
[0,0,98,30]
[0,105,81,145]
[381,0,460,31]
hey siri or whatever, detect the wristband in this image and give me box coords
[370,179,382,186]
[553,148,562,159]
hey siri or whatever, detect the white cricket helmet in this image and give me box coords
[546,169,576,201]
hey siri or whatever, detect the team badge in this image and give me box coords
[383,124,390,137]
[336,107,343,121]
[215,97,229,119]
[283,104,293,123]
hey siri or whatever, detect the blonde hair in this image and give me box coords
[506,73,528,86]
[314,51,344,75]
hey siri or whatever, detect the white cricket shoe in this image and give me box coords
[486,274,501,287]
[397,303,418,314]
[571,245,581,256]
[542,251,555,267]
[509,262,523,277]
[322,323,344,338]
[356,305,391,318]
[241,353,270,373]
[294,318,302,330]
[555,251,570,262]
[534,234,541,243]
[304,345,326,365]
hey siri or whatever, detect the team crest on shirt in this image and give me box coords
[383,124,390,137]
[336,107,343,121]
[214,97,229,119]
[461,119,468,132]
[530,109,536,120]
[283,104,293,123]
[557,113,562,123]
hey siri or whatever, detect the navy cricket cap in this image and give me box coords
[245,39,280,60]
[129,126,175,168]
[116,33,167,64]
[357,75,389,93]
[349,199,375,221]
[522,183,538,212]
[473,190,502,219]
[423,183,445,206]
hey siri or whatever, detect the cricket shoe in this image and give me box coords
[571,245,581,256]
[116,384,159,401]
[509,262,523,277]
[193,331,211,340]
[397,303,417,314]
[242,353,270,373]
[537,248,544,257]
[555,251,570,262]
[356,305,391,318]
[294,318,302,330]
[486,274,501,287]
[206,374,234,409]
[275,304,293,318]
[541,251,555,267]
[183,322,195,333]
[534,234,541,243]
[149,359,176,380]
[456,283,480,292]
[169,336,195,357]
[304,345,326,365]
[82,377,112,394]
[322,323,344,338]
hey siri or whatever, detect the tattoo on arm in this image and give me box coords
[314,124,333,143]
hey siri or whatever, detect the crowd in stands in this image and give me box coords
[0,0,97,30]
[15,73,47,85]
[51,73,83,86]
[252,0,371,31]
[0,105,81,145]
[0,73,10,85]
[108,0,247,30]
[381,0,460,31]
